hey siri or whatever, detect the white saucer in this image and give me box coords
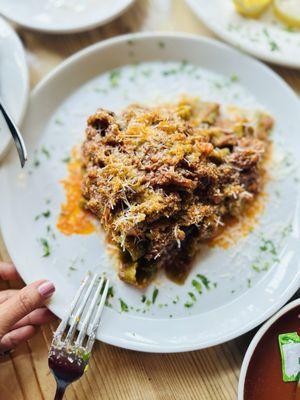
[0,0,134,34]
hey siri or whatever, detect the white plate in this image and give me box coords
[0,33,300,353]
[0,0,134,34]
[238,298,300,399]
[0,16,29,160]
[186,0,300,68]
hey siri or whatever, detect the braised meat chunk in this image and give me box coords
[81,97,273,287]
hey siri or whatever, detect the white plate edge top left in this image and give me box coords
[0,16,29,160]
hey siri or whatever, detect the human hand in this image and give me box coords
[0,261,55,354]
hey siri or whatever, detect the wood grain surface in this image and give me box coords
[0,1,299,399]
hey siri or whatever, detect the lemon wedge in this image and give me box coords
[233,0,273,17]
[274,0,300,27]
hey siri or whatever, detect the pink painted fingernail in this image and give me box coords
[38,281,55,298]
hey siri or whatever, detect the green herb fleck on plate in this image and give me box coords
[119,298,129,312]
[192,279,202,294]
[41,146,51,159]
[40,238,50,257]
[55,117,63,125]
[107,286,114,298]
[62,156,71,163]
[197,274,211,290]
[141,294,146,303]
[152,287,159,304]
[33,159,40,168]
[35,210,51,221]
[188,292,197,302]
[109,70,121,87]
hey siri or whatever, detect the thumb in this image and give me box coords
[0,280,55,338]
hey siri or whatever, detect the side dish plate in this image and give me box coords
[0,33,299,352]
[186,0,300,68]
[0,0,134,34]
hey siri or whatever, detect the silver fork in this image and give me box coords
[48,273,110,400]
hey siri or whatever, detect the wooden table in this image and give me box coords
[0,1,299,399]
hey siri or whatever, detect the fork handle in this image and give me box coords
[54,382,68,400]
[0,100,27,167]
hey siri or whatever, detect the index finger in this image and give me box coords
[0,262,20,281]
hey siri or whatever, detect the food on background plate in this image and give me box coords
[233,0,300,28]
[233,0,273,17]
[81,97,273,287]
[274,0,300,28]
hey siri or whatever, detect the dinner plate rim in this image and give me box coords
[0,16,29,160]
[186,0,300,69]
[2,31,300,353]
[237,298,300,399]
[0,0,134,34]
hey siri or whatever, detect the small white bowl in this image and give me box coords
[238,298,300,400]
[0,0,134,34]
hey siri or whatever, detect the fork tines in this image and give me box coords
[53,273,110,353]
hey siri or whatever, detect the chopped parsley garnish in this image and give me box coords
[184,302,193,308]
[146,299,151,307]
[230,74,239,82]
[192,279,202,294]
[33,159,40,168]
[152,287,159,304]
[259,238,277,256]
[141,69,152,77]
[119,298,129,312]
[41,146,51,159]
[247,278,252,288]
[35,210,51,221]
[282,223,292,238]
[197,274,211,290]
[109,70,121,87]
[46,225,56,239]
[55,117,63,125]
[188,292,197,302]
[141,294,146,303]
[62,156,71,163]
[107,286,114,298]
[262,28,279,52]
[251,263,260,273]
[172,295,179,304]
[162,68,178,76]
[162,61,188,76]
[40,238,50,257]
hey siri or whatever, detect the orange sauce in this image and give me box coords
[57,148,95,236]
[57,148,271,251]
[209,192,267,249]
